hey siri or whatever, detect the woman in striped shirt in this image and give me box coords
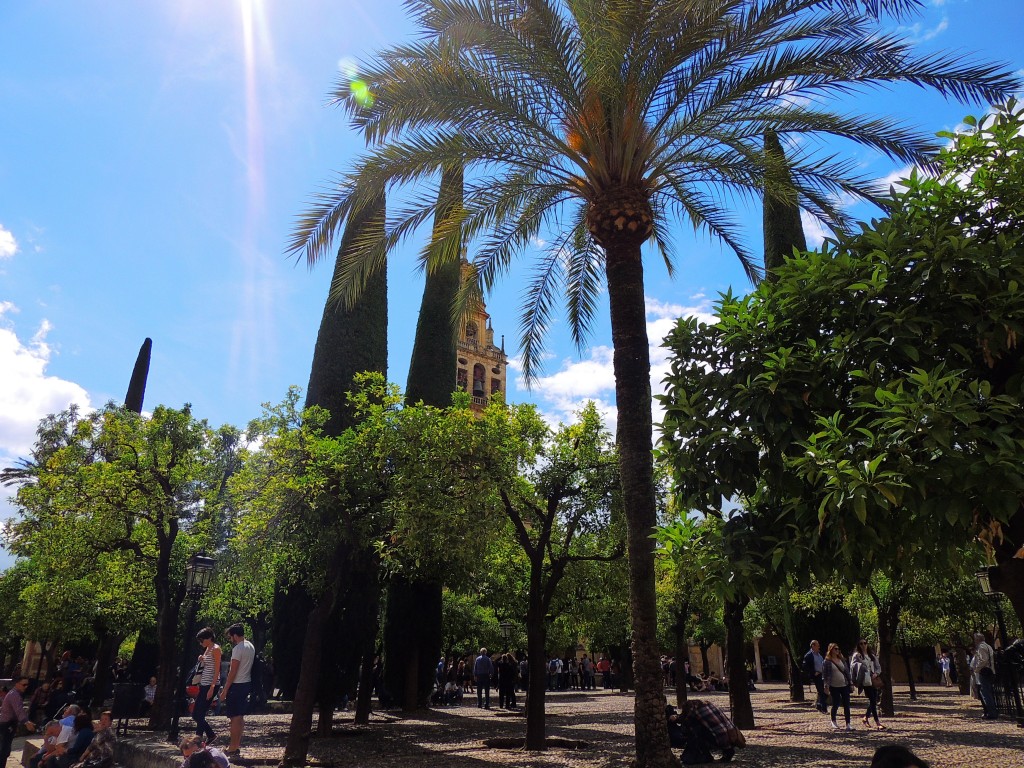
[192,628,222,745]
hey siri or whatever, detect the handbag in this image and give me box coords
[871,673,884,689]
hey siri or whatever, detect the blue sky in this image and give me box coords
[1,0,1021,550]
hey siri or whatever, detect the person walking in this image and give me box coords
[851,639,885,730]
[192,627,222,745]
[822,643,853,730]
[939,652,952,687]
[0,678,36,768]
[803,640,827,713]
[970,632,997,719]
[221,624,255,756]
[473,648,494,709]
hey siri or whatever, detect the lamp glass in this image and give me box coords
[499,620,513,641]
[975,567,995,597]
[186,553,216,593]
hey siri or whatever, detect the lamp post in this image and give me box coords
[499,620,514,649]
[168,552,216,743]
[976,566,1009,648]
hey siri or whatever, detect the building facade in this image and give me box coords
[456,259,508,412]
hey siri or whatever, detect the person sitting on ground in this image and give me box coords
[69,711,115,768]
[140,677,157,717]
[44,712,93,768]
[179,734,229,768]
[870,745,929,768]
[680,698,745,763]
[29,720,62,768]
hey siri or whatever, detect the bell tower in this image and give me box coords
[456,257,508,412]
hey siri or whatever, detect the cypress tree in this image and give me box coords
[124,337,152,413]
[279,191,387,763]
[383,163,463,710]
[762,130,807,280]
[125,337,158,685]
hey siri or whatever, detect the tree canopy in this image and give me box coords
[658,101,1024,619]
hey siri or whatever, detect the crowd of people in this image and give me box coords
[0,677,117,768]
[428,649,625,709]
[802,637,890,731]
[801,631,1003,731]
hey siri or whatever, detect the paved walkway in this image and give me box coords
[10,683,1020,768]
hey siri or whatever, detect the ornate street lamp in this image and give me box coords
[976,566,1008,648]
[499,620,514,645]
[169,552,217,743]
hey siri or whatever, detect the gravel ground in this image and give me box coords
[9,683,1007,768]
[182,682,1022,768]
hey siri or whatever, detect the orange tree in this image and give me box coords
[290,2,1017,763]
[658,103,1024,642]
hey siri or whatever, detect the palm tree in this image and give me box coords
[290,1,1017,764]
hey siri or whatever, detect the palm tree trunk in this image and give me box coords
[604,245,678,768]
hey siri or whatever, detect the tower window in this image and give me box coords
[473,364,486,397]
[491,378,501,395]
[457,368,468,391]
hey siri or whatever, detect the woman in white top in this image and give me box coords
[822,642,853,730]
[851,639,885,730]
[192,627,222,744]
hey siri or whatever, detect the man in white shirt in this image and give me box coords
[221,624,256,754]
[970,632,997,719]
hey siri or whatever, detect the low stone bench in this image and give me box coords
[20,737,43,768]
[115,736,179,768]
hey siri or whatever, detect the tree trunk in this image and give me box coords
[787,651,805,702]
[876,606,898,717]
[525,581,548,750]
[383,578,440,710]
[900,648,917,701]
[604,246,678,768]
[777,586,805,702]
[672,611,688,708]
[724,598,754,729]
[354,647,376,725]
[148,559,182,730]
[90,631,123,709]
[281,552,345,767]
[953,645,971,695]
[699,642,710,676]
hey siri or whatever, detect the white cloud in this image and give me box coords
[523,295,717,432]
[898,15,949,44]
[0,225,17,260]
[0,303,92,462]
[800,210,833,249]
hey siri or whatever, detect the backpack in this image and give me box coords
[549,659,559,674]
[850,660,864,692]
[801,651,814,677]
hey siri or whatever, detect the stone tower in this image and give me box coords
[456,257,508,412]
